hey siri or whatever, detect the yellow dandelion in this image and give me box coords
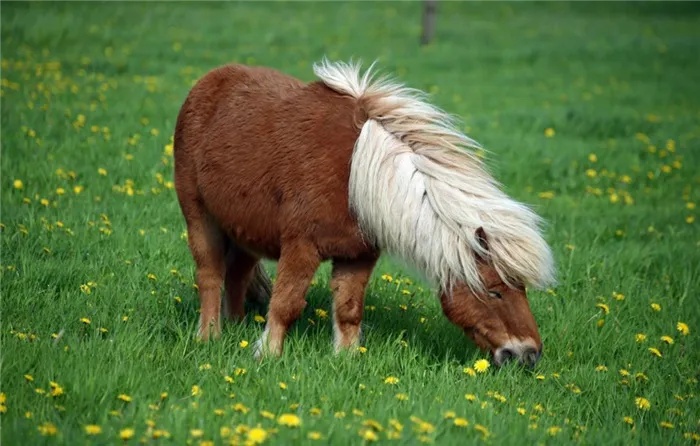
[98,168,107,176]
[677,322,689,336]
[588,153,598,162]
[544,128,555,137]
[454,418,469,427]
[239,340,249,348]
[586,169,597,178]
[474,359,490,373]
[117,394,132,403]
[465,394,477,401]
[279,382,287,390]
[334,411,346,419]
[623,416,634,425]
[660,421,674,429]
[84,425,102,435]
[254,315,265,323]
[395,393,409,401]
[648,347,663,358]
[635,333,647,342]
[191,385,201,397]
[38,422,58,436]
[635,397,651,410]
[596,303,609,314]
[651,302,661,311]
[13,179,24,190]
[361,429,378,441]
[384,376,399,385]
[595,365,608,372]
[547,426,562,436]
[308,431,323,440]
[463,367,476,376]
[119,428,135,440]
[277,413,301,427]
[357,346,368,354]
[247,427,267,444]
[474,424,490,438]
[660,335,674,345]
[190,429,204,438]
[80,317,91,325]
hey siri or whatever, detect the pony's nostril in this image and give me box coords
[523,347,540,368]
[496,348,516,365]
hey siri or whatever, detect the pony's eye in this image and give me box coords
[488,290,503,299]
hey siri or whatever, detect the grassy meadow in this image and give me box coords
[2,1,699,444]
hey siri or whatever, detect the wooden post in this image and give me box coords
[420,0,437,46]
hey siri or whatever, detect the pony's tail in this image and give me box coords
[246,262,272,305]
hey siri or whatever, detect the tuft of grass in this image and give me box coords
[2,2,698,445]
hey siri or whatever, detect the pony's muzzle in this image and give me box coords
[494,341,542,368]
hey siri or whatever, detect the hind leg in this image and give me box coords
[185,210,226,341]
[254,240,320,359]
[222,245,260,321]
[330,256,378,353]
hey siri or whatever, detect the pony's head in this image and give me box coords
[438,227,543,368]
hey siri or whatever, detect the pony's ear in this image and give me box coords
[475,226,490,263]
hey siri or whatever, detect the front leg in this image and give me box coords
[330,256,378,353]
[254,240,321,359]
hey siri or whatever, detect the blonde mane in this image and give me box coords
[313,58,556,293]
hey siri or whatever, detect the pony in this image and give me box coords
[173,58,556,367]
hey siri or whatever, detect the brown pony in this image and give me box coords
[173,58,556,367]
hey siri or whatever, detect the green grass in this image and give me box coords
[2,1,699,445]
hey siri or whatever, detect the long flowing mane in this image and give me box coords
[313,58,556,293]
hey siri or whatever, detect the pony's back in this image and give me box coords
[173,63,371,260]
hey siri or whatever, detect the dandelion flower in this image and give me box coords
[596,303,609,314]
[395,393,409,401]
[239,340,249,348]
[648,347,662,358]
[119,428,135,440]
[623,416,634,425]
[384,376,399,385]
[80,317,91,325]
[84,425,102,435]
[254,315,265,323]
[454,418,469,427]
[474,359,490,373]
[544,128,555,137]
[547,426,562,436]
[13,179,24,190]
[308,431,323,440]
[279,382,287,390]
[191,385,201,397]
[117,394,132,403]
[361,429,378,441]
[463,367,476,376]
[651,303,661,312]
[278,413,301,427]
[660,335,674,345]
[660,421,674,429]
[677,322,689,336]
[38,422,58,436]
[247,427,268,444]
[595,365,608,372]
[635,397,651,410]
[635,333,647,342]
